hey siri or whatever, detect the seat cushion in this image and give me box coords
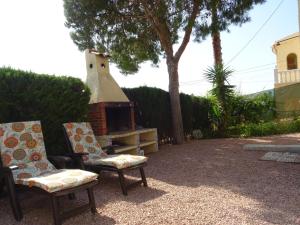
[84,154,147,169]
[14,169,98,193]
[12,160,56,180]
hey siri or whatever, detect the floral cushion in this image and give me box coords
[11,160,55,180]
[0,121,98,192]
[14,169,98,193]
[63,122,148,169]
[0,121,55,177]
[85,154,147,169]
[63,122,108,164]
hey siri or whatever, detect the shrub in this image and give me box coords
[228,118,300,137]
[0,67,90,155]
[230,93,275,125]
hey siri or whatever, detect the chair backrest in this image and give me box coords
[0,121,54,171]
[63,122,107,162]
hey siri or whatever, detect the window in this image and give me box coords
[287,53,297,70]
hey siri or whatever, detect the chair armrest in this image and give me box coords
[64,152,89,157]
[9,165,19,171]
[62,153,87,170]
[102,146,115,155]
[0,165,19,174]
[0,166,16,185]
[48,156,73,169]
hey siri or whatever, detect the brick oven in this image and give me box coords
[85,49,135,136]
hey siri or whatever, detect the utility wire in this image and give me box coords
[180,61,278,85]
[235,62,275,73]
[180,66,274,86]
[225,0,285,65]
[233,66,274,75]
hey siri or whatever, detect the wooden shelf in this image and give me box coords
[140,140,157,148]
[137,128,157,134]
[96,128,158,155]
[106,130,137,138]
[113,145,138,153]
[142,143,158,154]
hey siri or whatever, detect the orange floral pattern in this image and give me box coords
[17,172,32,179]
[63,122,148,169]
[26,139,37,149]
[12,122,25,132]
[30,152,42,161]
[74,134,81,142]
[76,128,84,135]
[0,128,4,137]
[65,123,73,129]
[12,149,26,160]
[0,121,98,193]
[0,121,51,168]
[20,133,32,141]
[75,143,84,153]
[85,136,93,143]
[63,122,107,164]
[2,153,12,165]
[32,124,42,133]
[4,137,19,148]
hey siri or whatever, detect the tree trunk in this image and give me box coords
[211,0,223,65]
[167,57,184,144]
[212,31,223,65]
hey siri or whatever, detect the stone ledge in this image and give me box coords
[243,144,300,153]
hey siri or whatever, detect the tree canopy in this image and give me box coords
[64,0,202,74]
[195,0,267,41]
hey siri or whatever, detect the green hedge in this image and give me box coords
[123,87,172,141]
[0,67,90,155]
[123,87,211,142]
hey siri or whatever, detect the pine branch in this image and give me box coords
[174,0,201,62]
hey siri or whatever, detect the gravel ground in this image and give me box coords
[1,134,300,225]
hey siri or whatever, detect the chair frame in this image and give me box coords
[0,153,98,225]
[63,129,147,196]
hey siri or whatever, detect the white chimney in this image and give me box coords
[85,49,129,103]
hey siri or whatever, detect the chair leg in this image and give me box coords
[68,193,76,200]
[51,196,61,225]
[139,167,148,187]
[87,187,96,214]
[4,174,23,221]
[117,170,127,196]
[0,178,4,196]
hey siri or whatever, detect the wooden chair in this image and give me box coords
[0,121,99,225]
[63,122,148,195]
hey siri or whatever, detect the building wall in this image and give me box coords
[275,82,300,117]
[274,36,300,71]
[273,34,300,117]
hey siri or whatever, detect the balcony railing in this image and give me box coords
[274,68,300,84]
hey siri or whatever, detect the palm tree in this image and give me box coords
[205,64,235,135]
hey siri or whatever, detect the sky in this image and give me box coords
[0,0,298,96]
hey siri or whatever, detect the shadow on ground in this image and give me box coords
[145,133,300,224]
